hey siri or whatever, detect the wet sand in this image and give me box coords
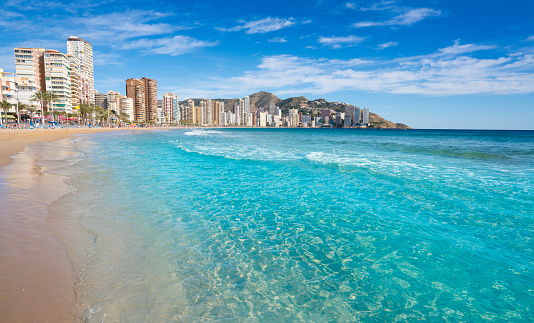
[0,128,122,322]
[0,127,157,322]
[0,128,128,168]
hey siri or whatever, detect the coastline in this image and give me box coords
[0,127,159,322]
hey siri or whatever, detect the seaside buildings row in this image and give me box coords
[112,80,370,127]
[1,35,371,127]
[0,36,94,115]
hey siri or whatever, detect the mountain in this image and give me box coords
[180,91,411,129]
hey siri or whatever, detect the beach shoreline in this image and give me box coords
[0,127,176,322]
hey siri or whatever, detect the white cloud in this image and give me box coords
[354,7,441,27]
[377,41,398,49]
[77,10,189,42]
[345,2,356,9]
[122,35,218,56]
[358,0,397,11]
[437,40,495,55]
[0,9,191,46]
[318,35,366,49]
[526,35,534,41]
[217,17,296,34]
[185,43,534,97]
[269,37,288,43]
[93,52,123,66]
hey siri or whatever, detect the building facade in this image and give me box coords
[126,77,157,123]
[42,49,72,112]
[163,92,178,123]
[14,47,45,107]
[95,90,107,109]
[67,36,94,105]
[362,108,369,125]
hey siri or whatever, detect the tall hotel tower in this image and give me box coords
[67,36,94,105]
[13,47,45,106]
[126,77,157,123]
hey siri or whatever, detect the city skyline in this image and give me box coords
[1,0,533,129]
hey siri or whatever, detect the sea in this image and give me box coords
[44,128,533,321]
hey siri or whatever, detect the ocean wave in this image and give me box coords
[305,151,372,167]
[184,129,226,136]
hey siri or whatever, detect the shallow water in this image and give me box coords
[52,128,534,321]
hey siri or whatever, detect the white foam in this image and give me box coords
[184,129,226,136]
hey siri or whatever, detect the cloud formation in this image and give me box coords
[217,17,296,34]
[377,41,398,49]
[122,35,218,56]
[347,0,397,11]
[318,35,366,48]
[354,8,441,27]
[269,37,288,43]
[185,41,534,97]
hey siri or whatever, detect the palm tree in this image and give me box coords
[27,106,37,125]
[1,100,11,126]
[17,103,27,124]
[46,92,59,124]
[94,106,105,126]
[30,91,49,126]
[120,112,130,125]
[79,103,92,125]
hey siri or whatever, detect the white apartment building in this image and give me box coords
[354,107,361,124]
[259,112,267,127]
[14,47,45,107]
[120,97,134,121]
[362,108,369,125]
[107,91,122,114]
[42,50,72,112]
[68,54,80,109]
[244,96,250,114]
[67,36,94,105]
[288,108,299,127]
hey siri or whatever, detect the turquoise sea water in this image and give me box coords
[52,128,534,321]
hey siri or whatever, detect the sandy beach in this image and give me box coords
[0,127,137,322]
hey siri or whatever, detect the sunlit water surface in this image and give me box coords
[50,128,534,321]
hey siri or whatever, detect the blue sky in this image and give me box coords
[1,0,533,129]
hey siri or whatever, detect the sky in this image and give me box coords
[1,0,533,129]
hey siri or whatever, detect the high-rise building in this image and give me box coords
[239,99,245,125]
[126,78,145,123]
[268,101,276,115]
[206,100,213,125]
[233,103,241,125]
[217,101,224,126]
[163,92,178,123]
[344,105,355,127]
[143,77,157,123]
[119,97,134,121]
[335,112,345,126]
[243,96,250,125]
[42,49,72,112]
[0,68,18,107]
[187,99,195,124]
[289,108,299,127]
[67,54,80,109]
[107,91,121,114]
[14,47,45,107]
[67,36,94,104]
[321,109,331,125]
[354,107,361,124]
[125,77,157,123]
[95,90,107,109]
[362,108,369,125]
